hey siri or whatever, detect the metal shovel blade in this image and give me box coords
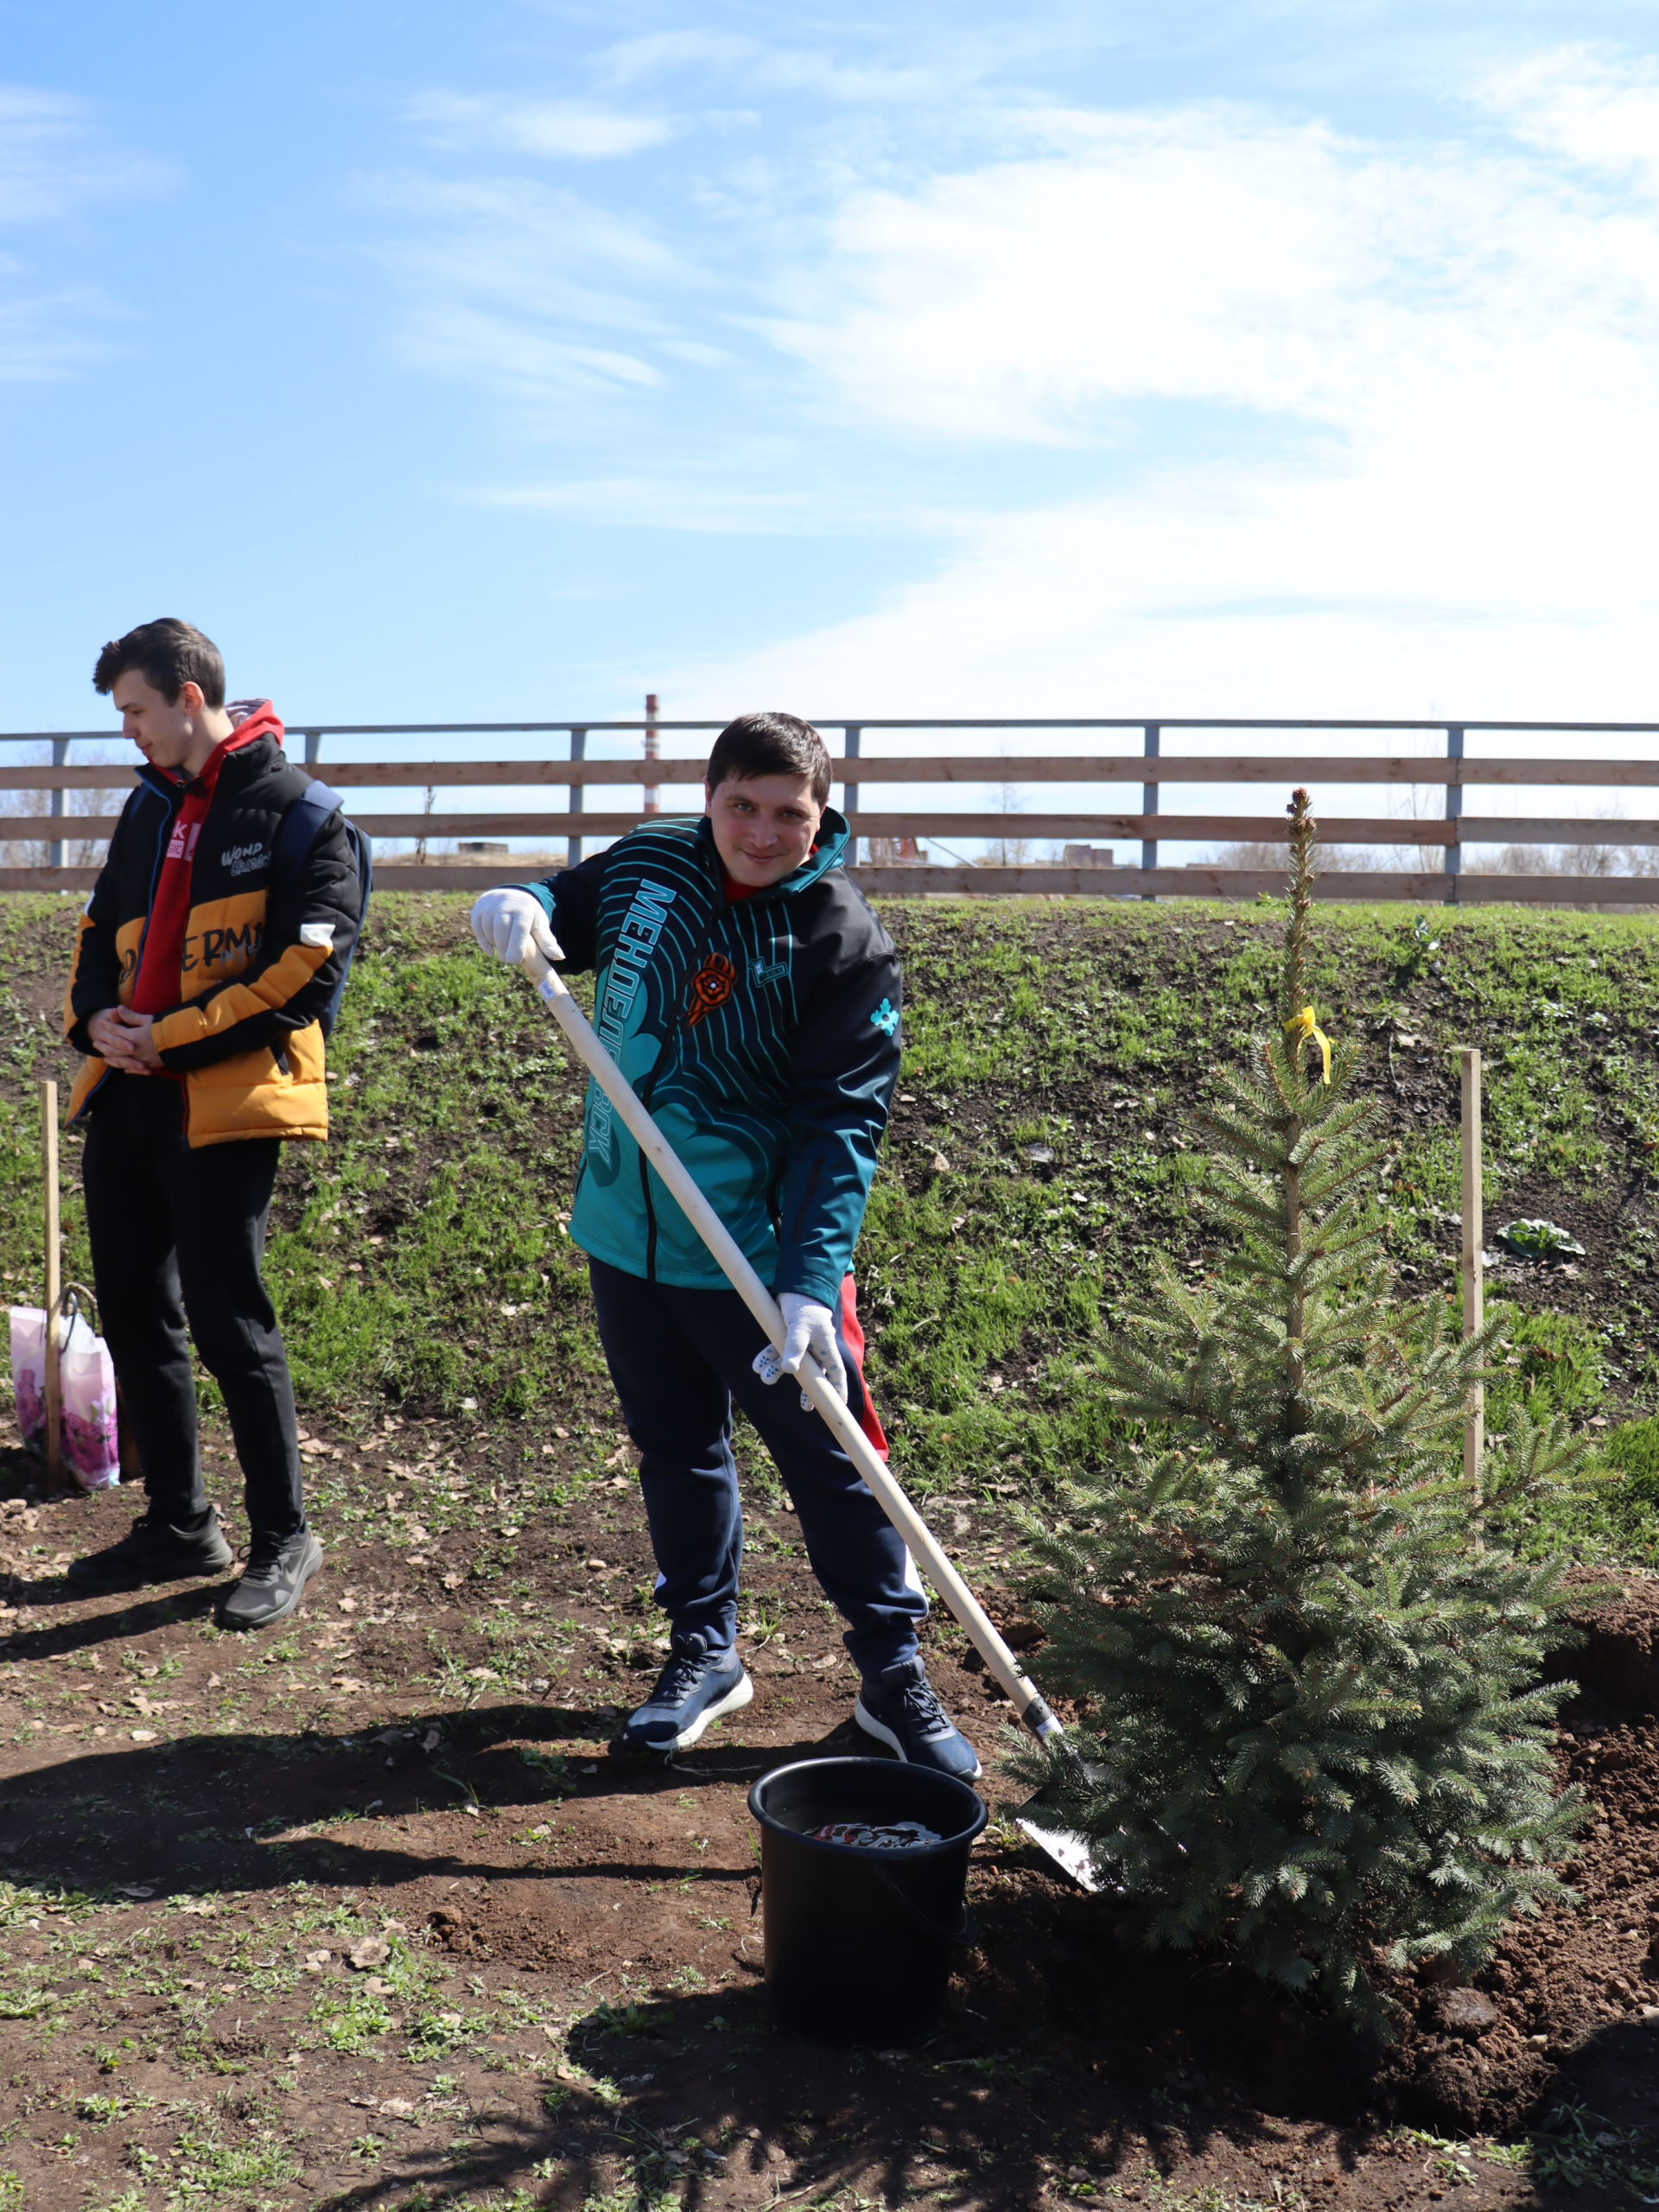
[1015,1804,1101,1891]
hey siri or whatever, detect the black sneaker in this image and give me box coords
[219,1529,324,1630]
[66,1508,233,1593]
[622,1633,753,1753]
[855,1658,982,1781]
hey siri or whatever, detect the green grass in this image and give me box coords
[163,2125,302,2200]
[3,889,1657,1559]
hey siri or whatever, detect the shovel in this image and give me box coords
[518,944,1096,1890]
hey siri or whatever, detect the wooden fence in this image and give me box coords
[3,718,1657,900]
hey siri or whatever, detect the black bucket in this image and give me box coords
[747,1756,988,2044]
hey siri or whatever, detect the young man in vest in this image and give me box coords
[471,712,978,1777]
[61,619,362,1628]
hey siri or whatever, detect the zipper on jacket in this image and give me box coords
[637,1045,664,1282]
[146,784,189,1143]
[128,781,177,1004]
[632,880,725,1283]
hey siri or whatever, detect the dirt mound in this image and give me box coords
[1551,1572,1659,1716]
[961,1573,1659,2139]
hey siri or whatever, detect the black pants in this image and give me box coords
[81,1075,304,1539]
[588,1256,925,1680]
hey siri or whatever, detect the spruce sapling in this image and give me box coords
[1017,791,1586,2031]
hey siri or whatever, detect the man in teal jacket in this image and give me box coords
[472,712,977,1777]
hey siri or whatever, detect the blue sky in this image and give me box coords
[5,0,1659,835]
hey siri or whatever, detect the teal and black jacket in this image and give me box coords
[522,809,900,1305]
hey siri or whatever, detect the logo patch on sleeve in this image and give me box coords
[299,923,335,950]
[870,997,899,1036]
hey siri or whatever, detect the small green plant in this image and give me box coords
[1392,2126,1480,2187]
[738,1594,784,1645]
[580,1998,656,2039]
[167,2127,302,2196]
[1497,1217,1586,1262]
[517,1745,573,1793]
[1530,2101,1659,2198]
[404,2005,494,2060]
[1394,914,1440,980]
[311,1979,395,2052]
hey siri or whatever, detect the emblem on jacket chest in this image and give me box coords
[687,952,736,1027]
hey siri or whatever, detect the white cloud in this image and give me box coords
[593,28,966,105]
[463,474,949,533]
[0,278,108,381]
[367,175,690,400]
[467,475,809,530]
[1482,44,1659,189]
[663,460,1659,724]
[407,91,672,160]
[374,39,1659,728]
[398,311,661,397]
[659,60,1659,721]
[0,86,168,379]
[0,86,165,224]
[594,31,760,87]
[659,336,739,367]
[766,108,1659,445]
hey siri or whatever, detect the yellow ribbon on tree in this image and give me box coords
[1284,1004,1332,1084]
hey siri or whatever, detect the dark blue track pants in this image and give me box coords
[587,1256,926,1683]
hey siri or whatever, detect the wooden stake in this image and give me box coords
[41,1078,61,1484]
[1459,1047,1484,1499]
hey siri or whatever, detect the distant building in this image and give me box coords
[1062,844,1116,867]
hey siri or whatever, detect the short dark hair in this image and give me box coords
[706,712,831,806]
[92,619,226,709]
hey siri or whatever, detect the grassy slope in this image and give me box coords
[1,891,1655,1559]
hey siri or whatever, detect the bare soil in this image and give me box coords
[1,1436,1655,2212]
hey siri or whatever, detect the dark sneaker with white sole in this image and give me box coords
[66,1508,233,1593]
[623,1634,753,1753]
[219,1529,324,1630]
[855,1658,982,1781]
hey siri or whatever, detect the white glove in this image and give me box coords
[469,888,562,967]
[753,1293,847,1409]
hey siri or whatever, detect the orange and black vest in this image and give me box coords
[63,734,362,1147]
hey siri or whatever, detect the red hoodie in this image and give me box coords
[130,701,285,1016]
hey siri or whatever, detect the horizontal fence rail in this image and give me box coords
[10,752,1659,790]
[10,812,1659,848]
[2,719,1656,900]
